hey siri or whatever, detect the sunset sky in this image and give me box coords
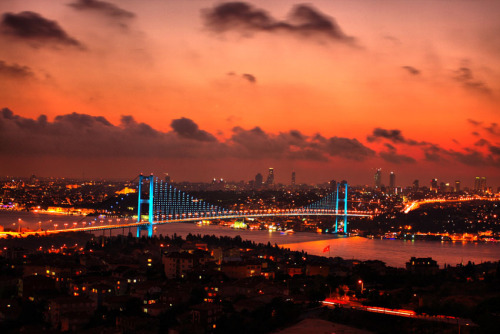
[1,0,499,187]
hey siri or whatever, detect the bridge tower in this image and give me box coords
[137,174,154,237]
[335,182,349,233]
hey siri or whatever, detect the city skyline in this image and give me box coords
[1,0,499,185]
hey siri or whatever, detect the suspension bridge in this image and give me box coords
[3,174,373,238]
[133,174,371,237]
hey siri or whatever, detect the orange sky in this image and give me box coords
[0,0,499,187]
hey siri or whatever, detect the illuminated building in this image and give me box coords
[474,176,486,192]
[374,168,382,189]
[291,171,296,186]
[406,257,439,275]
[430,179,438,192]
[455,180,460,192]
[222,261,261,278]
[412,180,419,191]
[389,172,395,190]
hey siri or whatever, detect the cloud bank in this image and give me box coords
[1,11,83,48]
[203,2,355,44]
[2,110,498,172]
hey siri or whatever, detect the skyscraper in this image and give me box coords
[389,171,395,189]
[291,171,296,186]
[431,179,438,192]
[455,181,461,192]
[266,168,274,186]
[374,169,382,189]
[254,173,263,188]
[330,180,337,192]
[474,176,486,192]
[413,180,419,191]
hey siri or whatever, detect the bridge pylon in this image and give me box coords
[137,174,154,237]
[335,182,349,233]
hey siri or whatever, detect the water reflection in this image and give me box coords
[1,212,499,268]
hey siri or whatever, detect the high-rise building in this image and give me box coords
[389,172,396,189]
[430,179,438,192]
[266,168,274,186]
[455,181,461,192]
[291,171,296,186]
[474,176,486,192]
[330,180,337,192]
[413,180,419,191]
[374,169,382,189]
[254,173,263,188]
[164,173,171,184]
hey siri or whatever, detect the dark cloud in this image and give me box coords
[472,131,480,136]
[484,123,500,136]
[54,112,112,127]
[367,128,405,143]
[474,138,490,147]
[203,2,355,44]
[450,148,494,167]
[0,60,33,78]
[2,109,498,169]
[379,143,415,164]
[468,119,500,137]
[171,117,217,142]
[324,137,375,161]
[454,67,491,94]
[242,73,256,83]
[1,11,82,48]
[422,145,446,163]
[402,66,420,75]
[367,127,428,146]
[490,145,500,156]
[228,72,257,83]
[467,118,482,126]
[0,109,221,159]
[68,0,135,19]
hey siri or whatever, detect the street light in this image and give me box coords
[358,280,364,293]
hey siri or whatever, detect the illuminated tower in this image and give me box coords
[137,174,154,237]
[455,181,460,192]
[374,169,382,189]
[389,171,396,189]
[291,171,296,186]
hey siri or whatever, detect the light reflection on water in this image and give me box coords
[1,212,499,268]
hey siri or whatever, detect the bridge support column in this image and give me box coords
[334,183,349,234]
[334,183,339,233]
[343,183,348,233]
[137,174,154,237]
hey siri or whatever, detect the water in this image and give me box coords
[1,211,499,268]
